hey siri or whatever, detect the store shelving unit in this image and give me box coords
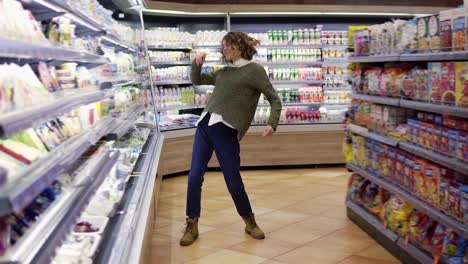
[147,45,192,51]
[347,163,467,237]
[259,61,323,66]
[270,80,323,85]
[0,89,113,137]
[348,93,468,119]
[350,51,468,63]
[346,200,433,264]
[0,38,109,64]
[0,148,120,263]
[348,54,401,63]
[150,60,192,66]
[347,124,399,146]
[153,80,193,86]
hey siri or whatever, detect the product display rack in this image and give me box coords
[349,51,468,63]
[346,36,468,262]
[349,93,468,118]
[346,200,433,264]
[0,148,120,263]
[94,130,164,264]
[0,0,164,262]
[0,38,109,64]
[147,46,192,51]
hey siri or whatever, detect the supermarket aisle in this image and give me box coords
[151,167,401,264]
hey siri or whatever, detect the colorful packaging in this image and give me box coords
[382,195,414,236]
[455,61,468,108]
[457,131,467,161]
[442,231,467,264]
[412,157,426,199]
[448,130,459,157]
[461,186,468,224]
[428,62,442,104]
[424,163,440,206]
[428,15,441,51]
[418,16,430,52]
[403,154,414,191]
[415,70,430,102]
[396,151,407,186]
[448,181,462,220]
[439,168,455,214]
[406,210,433,247]
[430,223,447,262]
[439,9,454,51]
[440,62,457,105]
[452,8,466,51]
[347,173,365,201]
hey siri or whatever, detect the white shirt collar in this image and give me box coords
[230,58,252,68]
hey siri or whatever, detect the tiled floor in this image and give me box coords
[151,167,401,264]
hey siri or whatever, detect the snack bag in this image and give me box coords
[443,230,467,264]
[360,182,379,209]
[455,61,468,108]
[382,195,414,236]
[347,173,365,201]
[406,210,433,247]
[364,68,382,95]
[369,187,390,215]
[431,223,447,264]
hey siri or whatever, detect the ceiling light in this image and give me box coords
[230,11,431,17]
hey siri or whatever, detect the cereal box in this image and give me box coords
[448,130,459,157]
[439,9,453,51]
[440,127,451,154]
[452,8,466,51]
[433,126,443,153]
[455,61,468,108]
[457,130,467,161]
[412,157,426,199]
[440,62,457,105]
[396,150,407,186]
[403,154,414,190]
[418,16,430,52]
[427,62,442,103]
[448,181,462,220]
[424,163,440,206]
[439,168,456,214]
[461,185,468,224]
[428,15,441,51]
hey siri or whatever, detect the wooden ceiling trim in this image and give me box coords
[146,1,451,14]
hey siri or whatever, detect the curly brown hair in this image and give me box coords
[222,31,260,63]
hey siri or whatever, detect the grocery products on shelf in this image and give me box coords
[264,27,323,46]
[266,66,322,81]
[321,30,348,45]
[324,90,351,103]
[351,7,467,56]
[0,0,48,44]
[347,174,467,264]
[158,114,201,131]
[151,66,190,82]
[322,47,349,60]
[148,51,191,62]
[351,61,468,108]
[194,30,227,46]
[254,106,346,125]
[145,27,193,48]
[257,48,322,62]
[153,87,197,108]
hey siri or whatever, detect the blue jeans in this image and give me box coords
[186,113,253,218]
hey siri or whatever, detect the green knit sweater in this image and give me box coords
[191,61,282,140]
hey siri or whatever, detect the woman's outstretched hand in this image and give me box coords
[262,125,274,137]
[195,52,207,66]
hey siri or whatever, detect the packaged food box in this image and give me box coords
[403,154,414,190]
[428,62,442,104]
[417,16,430,52]
[448,129,459,157]
[396,150,407,186]
[412,157,426,199]
[439,9,454,51]
[448,181,462,220]
[428,15,441,51]
[440,62,457,105]
[433,126,443,153]
[452,8,466,51]
[415,70,430,101]
[438,168,453,214]
[457,130,467,161]
[440,127,451,154]
[424,162,440,206]
[455,61,468,108]
[461,185,468,224]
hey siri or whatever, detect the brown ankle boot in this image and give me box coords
[180,218,199,246]
[243,214,265,239]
